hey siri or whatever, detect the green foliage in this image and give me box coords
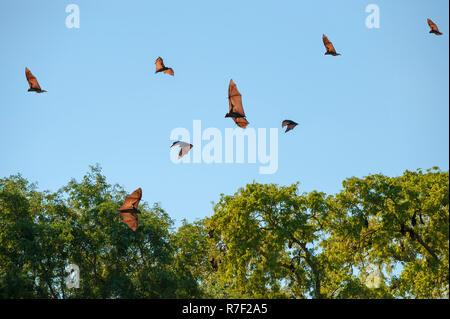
[204,168,448,299]
[0,166,448,299]
[324,167,448,298]
[0,165,200,298]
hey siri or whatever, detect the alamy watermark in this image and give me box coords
[65,4,80,29]
[365,4,380,29]
[170,120,279,175]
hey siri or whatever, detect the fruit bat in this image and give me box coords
[427,19,443,35]
[411,212,417,227]
[171,141,193,159]
[210,257,218,271]
[323,34,341,56]
[25,68,47,93]
[117,188,142,231]
[225,79,249,128]
[400,223,406,236]
[364,217,369,228]
[282,120,298,133]
[155,57,174,76]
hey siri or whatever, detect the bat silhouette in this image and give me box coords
[117,188,142,231]
[323,34,341,56]
[25,68,47,93]
[155,57,174,76]
[171,141,193,159]
[210,257,220,271]
[282,120,298,133]
[400,223,406,236]
[411,212,417,227]
[427,19,443,35]
[225,79,249,129]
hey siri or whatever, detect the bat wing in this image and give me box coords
[282,120,290,128]
[118,188,142,211]
[120,212,138,231]
[25,68,42,90]
[282,120,298,132]
[228,79,245,116]
[155,57,166,72]
[286,124,297,132]
[323,34,336,53]
[427,19,440,32]
[233,117,249,129]
[178,144,193,159]
[172,141,189,148]
[163,68,174,76]
[428,19,436,30]
[282,120,297,126]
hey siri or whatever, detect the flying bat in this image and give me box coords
[323,34,341,56]
[282,120,298,133]
[117,188,142,231]
[25,68,47,93]
[155,57,174,76]
[225,79,249,128]
[171,141,193,159]
[427,19,443,35]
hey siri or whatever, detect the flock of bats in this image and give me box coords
[24,19,443,231]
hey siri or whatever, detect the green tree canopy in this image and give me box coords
[0,166,448,299]
[0,165,201,298]
[204,168,448,299]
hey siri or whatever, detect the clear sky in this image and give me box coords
[0,0,448,228]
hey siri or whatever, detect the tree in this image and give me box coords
[204,183,332,298]
[325,167,449,298]
[0,165,202,298]
[203,168,448,299]
[0,166,448,298]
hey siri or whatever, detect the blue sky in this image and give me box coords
[0,0,448,228]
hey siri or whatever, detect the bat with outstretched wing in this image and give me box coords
[323,34,341,56]
[25,68,47,93]
[427,19,443,35]
[171,141,193,159]
[225,79,249,128]
[155,57,174,76]
[118,188,142,231]
[282,120,298,133]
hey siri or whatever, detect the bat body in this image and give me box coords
[323,34,341,56]
[411,213,417,227]
[427,19,443,35]
[118,188,142,231]
[282,120,298,133]
[155,57,174,76]
[171,141,193,159]
[225,79,249,128]
[25,68,47,93]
